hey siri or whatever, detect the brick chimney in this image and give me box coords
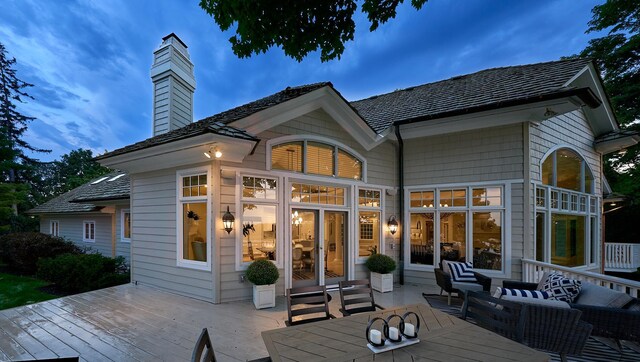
[150,33,196,136]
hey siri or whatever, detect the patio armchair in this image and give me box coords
[191,327,215,362]
[286,285,336,326]
[461,291,526,342]
[338,279,384,316]
[503,280,640,345]
[435,261,492,305]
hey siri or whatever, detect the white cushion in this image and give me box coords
[441,259,453,276]
[452,281,484,292]
[501,294,571,309]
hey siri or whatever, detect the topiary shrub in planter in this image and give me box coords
[246,259,279,309]
[0,232,83,274]
[37,253,130,293]
[365,254,397,293]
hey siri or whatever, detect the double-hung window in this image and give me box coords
[177,167,210,270]
[83,221,95,242]
[358,188,382,260]
[239,175,279,267]
[50,220,60,237]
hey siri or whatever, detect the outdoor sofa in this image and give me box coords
[503,279,640,345]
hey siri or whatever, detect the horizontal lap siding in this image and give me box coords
[131,169,213,302]
[529,109,601,193]
[40,214,114,258]
[219,108,398,303]
[403,124,525,287]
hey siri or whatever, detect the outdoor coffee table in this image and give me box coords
[261,303,550,361]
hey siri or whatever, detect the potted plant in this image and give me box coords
[365,253,396,293]
[246,259,279,309]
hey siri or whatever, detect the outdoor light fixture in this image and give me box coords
[204,145,223,159]
[388,215,398,235]
[222,206,235,234]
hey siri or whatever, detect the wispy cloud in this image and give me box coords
[1,0,604,161]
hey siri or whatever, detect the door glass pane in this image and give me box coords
[472,212,502,270]
[325,211,346,284]
[440,212,466,262]
[410,213,434,265]
[292,210,317,286]
[590,216,597,264]
[551,214,585,267]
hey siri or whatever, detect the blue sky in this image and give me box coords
[1,0,605,161]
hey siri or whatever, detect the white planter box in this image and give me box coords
[253,284,276,309]
[371,272,393,293]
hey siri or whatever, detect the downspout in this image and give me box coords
[395,125,405,285]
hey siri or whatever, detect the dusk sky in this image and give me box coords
[1,0,605,161]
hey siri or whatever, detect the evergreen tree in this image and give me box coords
[0,42,49,232]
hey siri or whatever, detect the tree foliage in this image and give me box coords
[0,42,49,232]
[579,0,640,203]
[199,0,428,62]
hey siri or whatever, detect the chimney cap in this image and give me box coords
[162,33,188,49]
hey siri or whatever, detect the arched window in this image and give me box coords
[541,148,594,194]
[269,138,364,181]
[536,147,598,268]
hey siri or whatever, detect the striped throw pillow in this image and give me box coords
[448,261,477,282]
[500,287,550,299]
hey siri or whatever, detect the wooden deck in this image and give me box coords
[2,283,640,361]
[0,283,434,361]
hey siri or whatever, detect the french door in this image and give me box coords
[291,208,347,287]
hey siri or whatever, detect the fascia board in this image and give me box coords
[398,98,582,139]
[566,65,617,134]
[98,133,255,173]
[229,87,383,150]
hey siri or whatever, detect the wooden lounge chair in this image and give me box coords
[286,285,335,326]
[191,327,215,362]
[338,279,384,317]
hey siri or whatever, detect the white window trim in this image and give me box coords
[356,187,383,263]
[235,173,283,271]
[121,209,131,243]
[176,166,212,271]
[266,134,368,182]
[83,220,96,242]
[404,183,511,278]
[50,220,59,237]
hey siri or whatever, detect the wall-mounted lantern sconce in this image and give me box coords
[204,144,223,159]
[222,206,235,234]
[388,215,398,235]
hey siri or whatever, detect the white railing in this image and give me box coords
[605,243,640,272]
[521,258,640,298]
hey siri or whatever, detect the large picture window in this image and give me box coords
[270,138,364,180]
[536,147,598,267]
[177,168,210,270]
[408,186,504,271]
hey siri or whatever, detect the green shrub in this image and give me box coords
[245,259,279,285]
[365,253,396,274]
[0,232,83,274]
[37,253,130,293]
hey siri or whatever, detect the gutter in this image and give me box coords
[395,125,405,285]
[393,87,602,127]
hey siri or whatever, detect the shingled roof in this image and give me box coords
[351,58,594,133]
[96,82,331,160]
[27,172,130,214]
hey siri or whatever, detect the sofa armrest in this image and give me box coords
[570,303,640,342]
[503,280,538,290]
[473,272,492,292]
